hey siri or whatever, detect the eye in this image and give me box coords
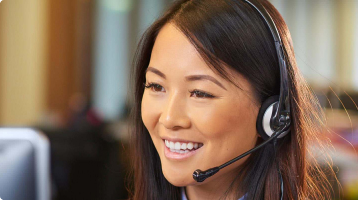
[189,90,215,99]
[144,82,165,92]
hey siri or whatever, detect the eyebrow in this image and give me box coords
[146,66,227,91]
[185,75,227,90]
[146,67,166,79]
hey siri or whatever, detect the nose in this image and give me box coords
[159,92,191,130]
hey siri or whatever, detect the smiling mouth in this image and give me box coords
[164,139,204,154]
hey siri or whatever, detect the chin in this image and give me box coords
[161,165,197,187]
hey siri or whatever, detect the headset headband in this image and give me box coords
[243,0,291,131]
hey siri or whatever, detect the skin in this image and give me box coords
[141,23,260,200]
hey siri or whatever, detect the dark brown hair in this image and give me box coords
[128,0,335,199]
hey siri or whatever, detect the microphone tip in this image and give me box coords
[193,169,204,182]
[192,167,220,183]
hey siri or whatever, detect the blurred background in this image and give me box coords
[0,0,357,199]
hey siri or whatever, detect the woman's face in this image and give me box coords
[141,23,260,187]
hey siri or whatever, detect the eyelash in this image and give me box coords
[144,82,215,99]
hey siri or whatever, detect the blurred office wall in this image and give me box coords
[0,0,48,125]
[272,0,357,92]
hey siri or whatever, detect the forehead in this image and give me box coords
[150,23,213,75]
[149,23,255,98]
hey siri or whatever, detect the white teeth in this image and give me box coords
[187,142,193,150]
[164,140,203,152]
[181,143,187,150]
[174,142,181,150]
[194,143,198,149]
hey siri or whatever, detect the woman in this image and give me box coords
[129,0,334,199]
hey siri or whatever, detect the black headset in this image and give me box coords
[250,0,291,141]
[192,2,292,197]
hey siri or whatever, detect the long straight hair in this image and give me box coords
[128,0,335,199]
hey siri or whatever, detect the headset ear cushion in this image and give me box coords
[256,95,280,140]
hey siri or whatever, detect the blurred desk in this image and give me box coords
[36,122,129,200]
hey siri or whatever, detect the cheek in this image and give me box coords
[193,98,258,142]
[141,93,160,132]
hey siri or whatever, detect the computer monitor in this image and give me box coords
[0,128,50,200]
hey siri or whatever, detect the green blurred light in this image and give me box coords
[103,0,133,12]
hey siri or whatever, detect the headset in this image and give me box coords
[192,0,292,199]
